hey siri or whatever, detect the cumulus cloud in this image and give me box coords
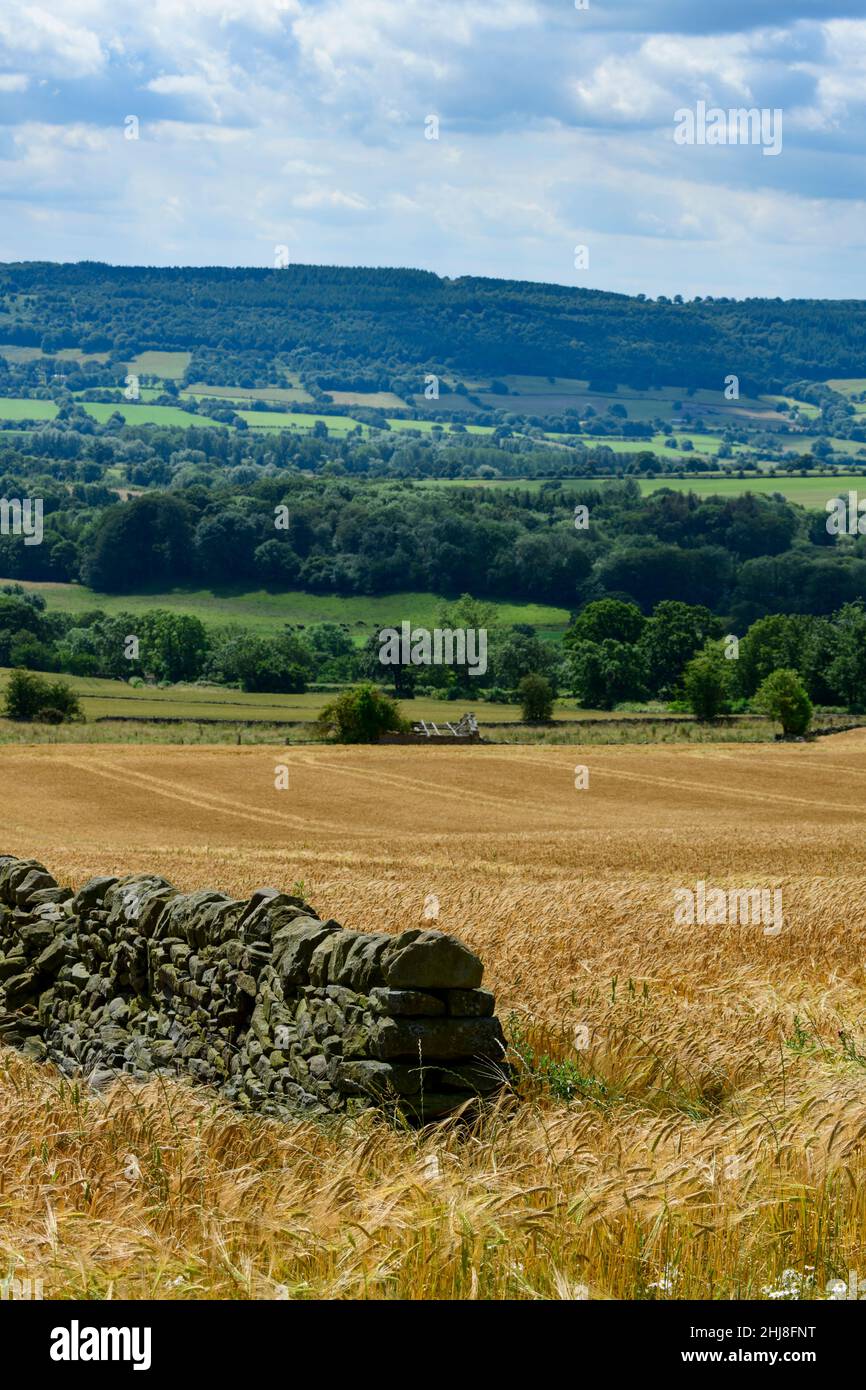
[0,5,105,78]
[0,0,863,295]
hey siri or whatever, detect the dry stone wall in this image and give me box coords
[0,855,509,1122]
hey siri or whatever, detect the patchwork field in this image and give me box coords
[1,736,865,1299]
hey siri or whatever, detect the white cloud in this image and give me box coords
[0,5,105,78]
[293,188,370,211]
[0,2,862,297]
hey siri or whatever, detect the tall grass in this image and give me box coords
[3,737,866,1299]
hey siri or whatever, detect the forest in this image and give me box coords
[4,261,866,393]
[1,428,863,626]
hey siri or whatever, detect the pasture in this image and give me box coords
[184,384,313,405]
[126,351,191,380]
[0,667,526,725]
[0,397,226,429]
[0,583,571,640]
[1,734,865,1298]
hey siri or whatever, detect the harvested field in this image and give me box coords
[1,736,865,1300]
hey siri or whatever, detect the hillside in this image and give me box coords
[4,262,866,393]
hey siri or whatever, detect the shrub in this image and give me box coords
[518,673,554,722]
[315,684,409,743]
[753,668,813,737]
[683,650,730,722]
[38,707,66,725]
[3,669,83,723]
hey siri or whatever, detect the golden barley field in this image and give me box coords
[1,734,866,1300]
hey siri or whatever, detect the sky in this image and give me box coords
[1,0,865,299]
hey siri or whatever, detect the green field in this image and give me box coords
[826,379,866,396]
[185,384,313,405]
[1,668,699,729]
[0,397,226,429]
[566,431,723,456]
[387,417,495,436]
[0,345,109,365]
[0,396,486,433]
[328,390,407,409]
[543,428,862,461]
[0,668,525,725]
[0,581,571,639]
[230,409,495,437]
[0,396,59,420]
[235,409,365,434]
[126,351,191,380]
[466,376,789,427]
[0,369,840,451]
[637,473,866,506]
[420,472,866,509]
[791,434,866,458]
[83,401,226,428]
[763,394,822,420]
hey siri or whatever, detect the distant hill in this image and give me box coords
[2,260,866,394]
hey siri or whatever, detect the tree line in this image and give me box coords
[1,586,863,718]
[3,460,866,624]
[5,261,866,393]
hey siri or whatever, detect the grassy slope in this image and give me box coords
[0,581,571,639]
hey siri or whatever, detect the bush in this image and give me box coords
[38,707,66,725]
[3,669,83,723]
[683,650,730,722]
[518,673,554,722]
[8,635,58,672]
[753,668,813,737]
[315,684,409,743]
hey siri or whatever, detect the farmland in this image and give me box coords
[1,734,865,1299]
[0,393,500,437]
[0,396,227,429]
[127,351,191,380]
[0,582,571,640]
[0,666,525,725]
[420,472,866,510]
[0,666,789,737]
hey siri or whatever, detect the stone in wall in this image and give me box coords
[0,855,510,1123]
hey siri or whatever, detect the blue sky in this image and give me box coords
[1,1,865,298]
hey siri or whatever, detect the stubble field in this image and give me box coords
[1,736,865,1300]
